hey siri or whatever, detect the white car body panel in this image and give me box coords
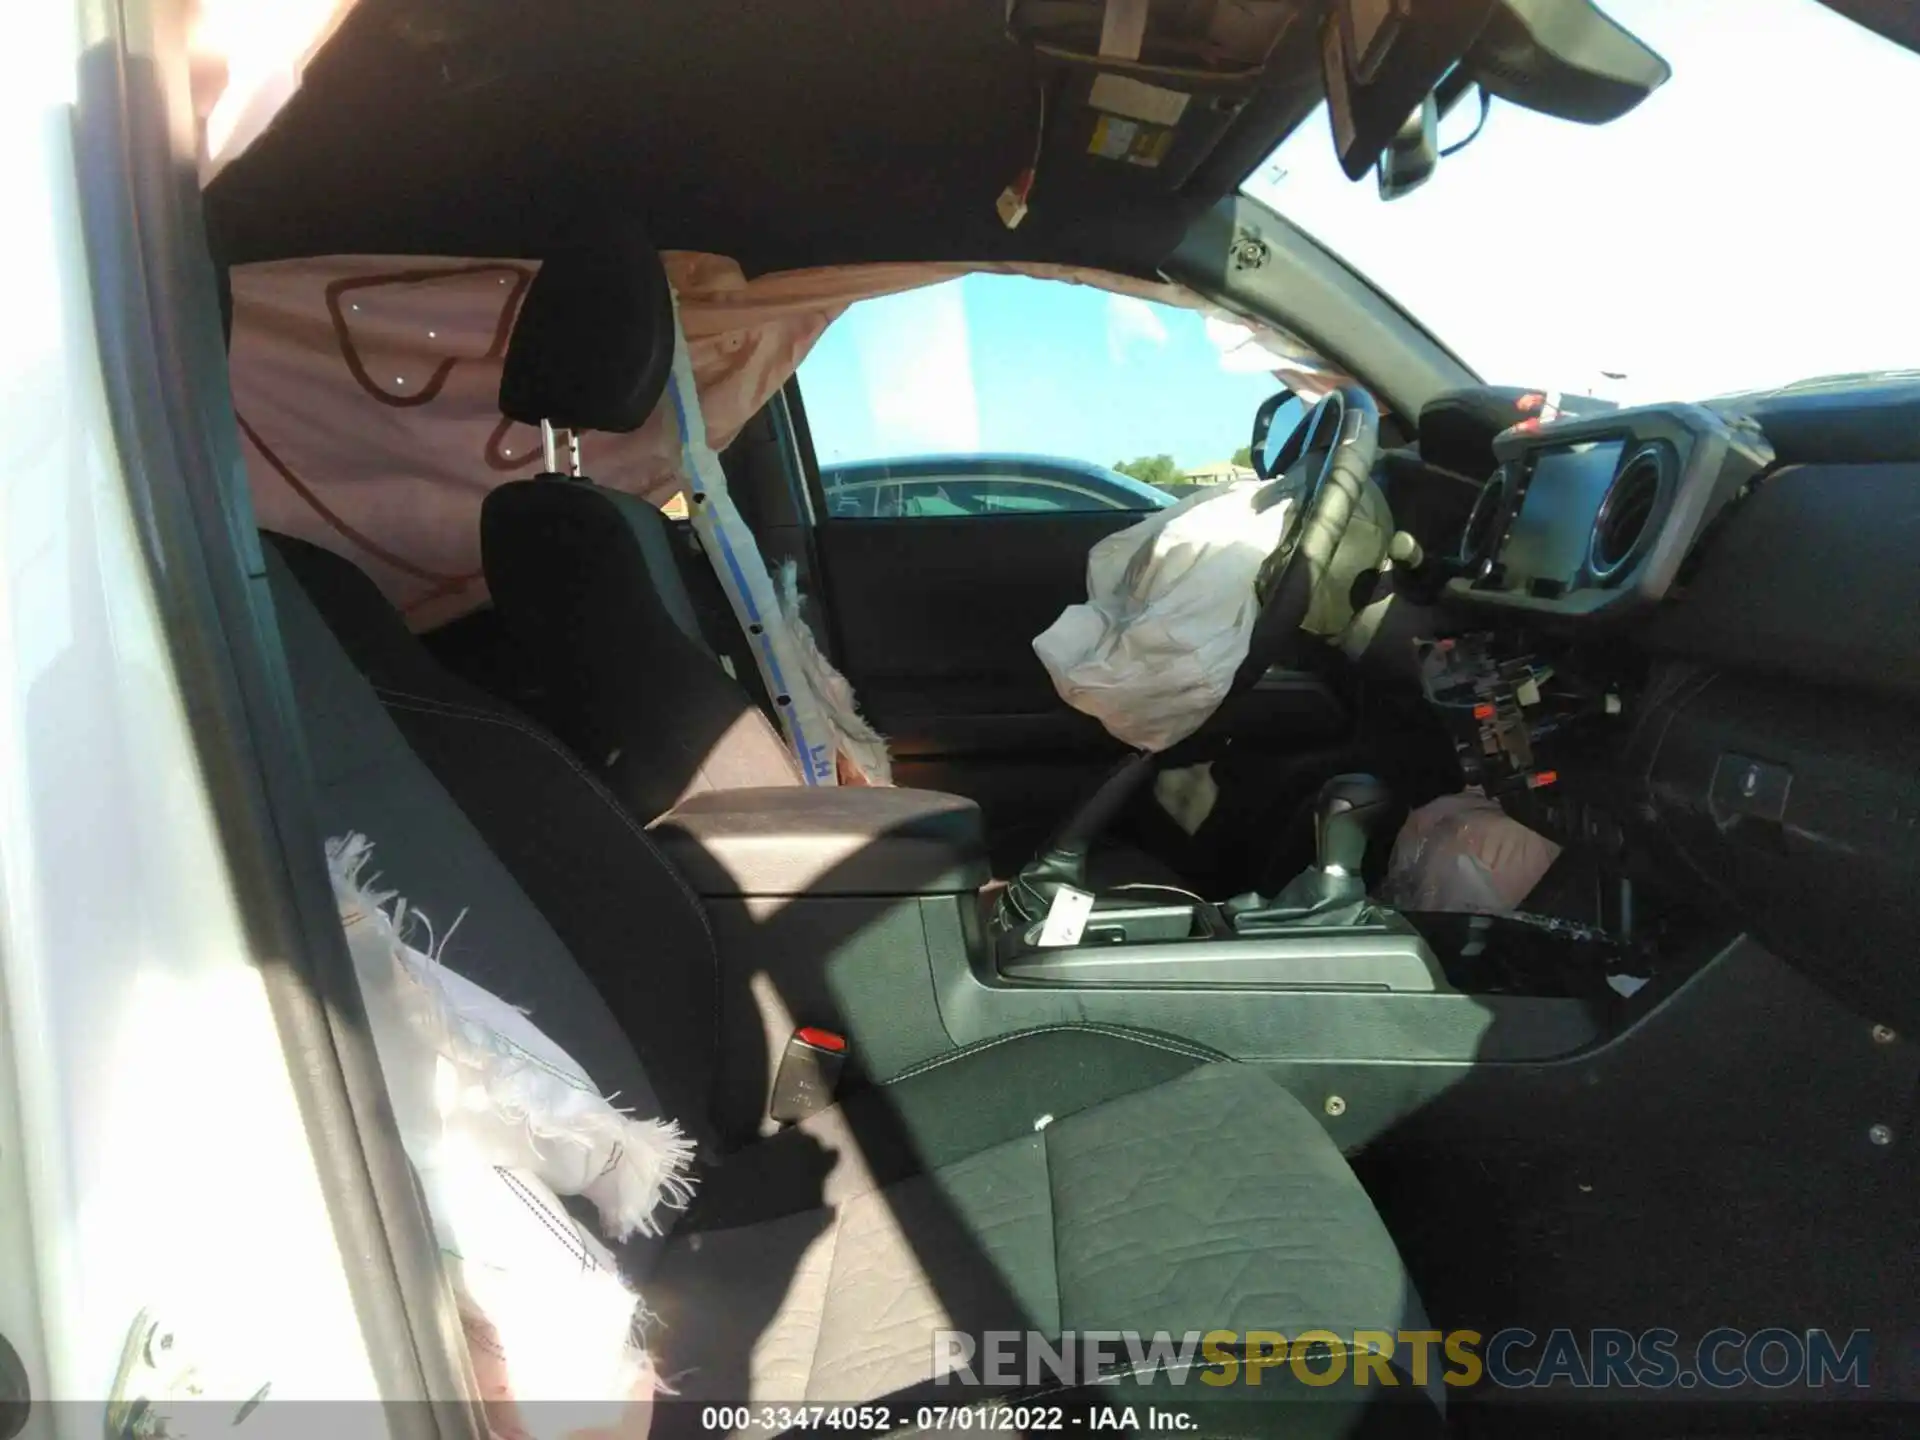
[0,0,383,1422]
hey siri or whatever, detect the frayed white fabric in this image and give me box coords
[327,832,695,1240]
[435,1163,653,1412]
[329,833,689,1433]
[776,559,893,786]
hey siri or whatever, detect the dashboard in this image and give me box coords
[1446,403,1774,621]
[1396,378,1920,1029]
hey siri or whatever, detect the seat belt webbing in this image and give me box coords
[661,292,841,785]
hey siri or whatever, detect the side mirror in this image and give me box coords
[1251,390,1308,480]
[1376,93,1439,200]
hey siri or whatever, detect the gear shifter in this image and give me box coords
[998,753,1158,932]
[1314,774,1396,885]
[1229,774,1396,929]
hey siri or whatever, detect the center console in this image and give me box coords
[650,778,1625,1144]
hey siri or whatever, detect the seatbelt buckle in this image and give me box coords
[769,1027,847,1126]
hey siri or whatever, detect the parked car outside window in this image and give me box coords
[820,454,1179,519]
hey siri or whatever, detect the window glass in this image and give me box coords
[1241,0,1920,403]
[798,275,1278,517]
[975,481,1104,515]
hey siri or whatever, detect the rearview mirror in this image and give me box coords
[1251,391,1308,481]
[1320,0,1499,180]
[1464,0,1670,124]
[1376,94,1439,200]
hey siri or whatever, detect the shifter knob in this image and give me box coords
[1314,774,1395,877]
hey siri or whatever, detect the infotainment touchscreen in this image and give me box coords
[1502,439,1626,585]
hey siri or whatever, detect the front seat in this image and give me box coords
[480,230,800,821]
[264,531,1442,1433]
[476,234,1192,895]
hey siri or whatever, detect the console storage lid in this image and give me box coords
[648,786,990,896]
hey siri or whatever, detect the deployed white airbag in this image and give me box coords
[1033,482,1296,753]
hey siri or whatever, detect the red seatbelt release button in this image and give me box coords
[770,1028,848,1125]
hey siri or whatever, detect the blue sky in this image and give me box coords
[797,277,1279,470]
[800,0,1919,462]
[1247,0,1920,402]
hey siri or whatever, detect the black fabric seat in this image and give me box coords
[477,234,1194,895]
[483,475,803,820]
[265,528,1440,1433]
[480,227,802,819]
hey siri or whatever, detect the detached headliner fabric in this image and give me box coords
[234,252,1335,628]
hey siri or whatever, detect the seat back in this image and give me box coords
[267,534,723,1158]
[482,229,800,821]
[482,479,800,821]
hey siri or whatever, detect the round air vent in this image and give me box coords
[1589,442,1673,581]
[1458,465,1513,569]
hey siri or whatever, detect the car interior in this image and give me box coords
[82,0,1920,1434]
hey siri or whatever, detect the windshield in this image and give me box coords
[1243,0,1920,404]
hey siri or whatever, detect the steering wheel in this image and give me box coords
[1237,385,1385,684]
[1001,385,1386,917]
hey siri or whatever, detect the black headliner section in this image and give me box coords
[205,2,1912,274]
[1824,0,1920,50]
[206,0,1324,275]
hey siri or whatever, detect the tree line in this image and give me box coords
[1113,446,1254,489]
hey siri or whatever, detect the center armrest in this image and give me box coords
[647,786,990,897]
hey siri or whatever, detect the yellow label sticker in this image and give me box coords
[1088,114,1174,168]
[1128,124,1174,167]
[1089,114,1136,159]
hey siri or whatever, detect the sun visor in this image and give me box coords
[1465,0,1671,126]
[191,0,362,185]
[1000,0,1310,206]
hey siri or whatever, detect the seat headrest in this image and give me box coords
[500,230,675,434]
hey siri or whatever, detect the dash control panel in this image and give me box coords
[1416,633,1620,802]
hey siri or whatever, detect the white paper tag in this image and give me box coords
[1089,73,1191,126]
[1037,885,1097,948]
[1098,0,1149,60]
